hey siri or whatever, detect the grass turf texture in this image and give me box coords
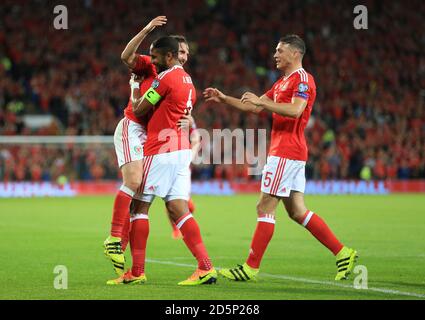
[1,194,424,300]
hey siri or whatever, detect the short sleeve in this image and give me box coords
[151,74,171,98]
[132,55,151,75]
[142,74,171,106]
[264,83,276,100]
[292,77,310,101]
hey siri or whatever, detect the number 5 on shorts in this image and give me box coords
[263,171,273,188]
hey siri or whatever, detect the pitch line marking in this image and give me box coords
[146,258,425,299]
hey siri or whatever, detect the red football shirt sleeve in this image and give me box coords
[152,73,172,98]
[264,83,276,100]
[292,75,310,101]
[131,55,151,75]
[142,73,171,106]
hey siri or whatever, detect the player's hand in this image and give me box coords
[129,73,136,85]
[129,73,143,84]
[129,74,143,90]
[177,114,194,130]
[203,87,226,103]
[241,92,261,106]
[143,16,167,33]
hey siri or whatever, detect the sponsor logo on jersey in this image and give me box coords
[279,82,288,91]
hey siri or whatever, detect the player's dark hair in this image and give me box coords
[151,36,179,58]
[170,34,188,45]
[280,34,306,57]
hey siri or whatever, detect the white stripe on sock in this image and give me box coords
[257,217,276,224]
[302,211,314,227]
[130,213,149,222]
[120,185,135,197]
[176,214,193,229]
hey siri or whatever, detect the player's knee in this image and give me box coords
[165,203,179,221]
[121,166,143,192]
[256,194,278,216]
[130,200,150,215]
[255,202,263,216]
[256,202,274,217]
[122,173,143,193]
[287,209,298,221]
[122,181,140,193]
[287,207,307,222]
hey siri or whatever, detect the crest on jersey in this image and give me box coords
[134,146,142,154]
[151,79,160,89]
[298,83,309,92]
[279,83,288,91]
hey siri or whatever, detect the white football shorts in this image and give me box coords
[260,156,306,197]
[135,149,192,203]
[113,117,147,168]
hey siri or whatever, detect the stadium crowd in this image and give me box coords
[0,0,424,182]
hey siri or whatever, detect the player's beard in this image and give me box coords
[155,60,168,73]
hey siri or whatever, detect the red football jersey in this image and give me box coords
[264,68,316,161]
[123,55,157,126]
[143,65,196,156]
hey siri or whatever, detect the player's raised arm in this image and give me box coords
[121,16,167,69]
[203,87,263,114]
[242,92,307,118]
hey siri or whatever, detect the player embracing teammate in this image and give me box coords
[128,36,216,285]
[104,18,216,285]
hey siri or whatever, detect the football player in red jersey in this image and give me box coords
[164,35,200,240]
[204,35,358,281]
[104,16,201,283]
[109,36,216,286]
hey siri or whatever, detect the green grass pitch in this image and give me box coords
[1,194,424,300]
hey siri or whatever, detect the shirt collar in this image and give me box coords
[283,67,304,81]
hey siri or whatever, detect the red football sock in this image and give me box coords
[110,186,134,237]
[176,212,212,271]
[121,216,131,252]
[129,214,149,276]
[298,210,343,255]
[246,214,275,269]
